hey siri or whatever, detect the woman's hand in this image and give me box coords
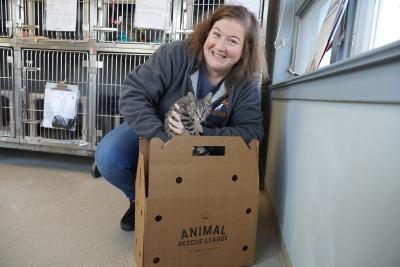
[168,104,204,135]
[192,120,203,134]
[168,104,189,135]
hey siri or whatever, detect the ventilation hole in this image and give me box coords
[135,238,138,244]
[153,257,160,264]
[141,209,143,216]
[246,208,252,214]
[242,245,248,251]
[176,176,183,184]
[232,175,238,181]
[155,215,162,222]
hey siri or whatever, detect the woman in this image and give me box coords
[95,5,268,231]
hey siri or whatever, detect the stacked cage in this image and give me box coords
[16,0,89,41]
[96,52,150,142]
[0,47,14,138]
[0,0,267,155]
[175,0,265,40]
[21,49,89,146]
[96,0,169,44]
[0,0,12,38]
[177,0,225,39]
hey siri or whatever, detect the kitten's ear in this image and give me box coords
[204,92,213,103]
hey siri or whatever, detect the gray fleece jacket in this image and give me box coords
[119,40,264,143]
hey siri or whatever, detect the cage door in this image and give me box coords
[175,0,225,40]
[0,47,15,138]
[95,0,172,44]
[175,0,266,40]
[0,0,12,38]
[16,0,89,42]
[95,52,151,144]
[20,49,90,148]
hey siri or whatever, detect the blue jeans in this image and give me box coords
[95,122,139,200]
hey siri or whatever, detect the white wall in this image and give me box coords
[263,43,400,267]
[265,99,400,267]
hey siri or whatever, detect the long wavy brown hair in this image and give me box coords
[187,5,269,90]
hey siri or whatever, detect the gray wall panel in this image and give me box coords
[264,42,400,267]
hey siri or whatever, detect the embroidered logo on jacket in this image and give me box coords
[205,98,230,128]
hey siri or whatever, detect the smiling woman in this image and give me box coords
[188,5,268,89]
[95,5,268,232]
[202,18,245,85]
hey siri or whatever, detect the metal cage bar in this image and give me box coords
[96,0,171,44]
[176,0,224,39]
[0,0,12,37]
[0,47,15,137]
[96,52,150,143]
[21,49,89,146]
[17,0,89,41]
[176,0,265,40]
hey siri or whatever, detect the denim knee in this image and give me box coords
[95,122,139,199]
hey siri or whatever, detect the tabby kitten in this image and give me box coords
[164,91,212,139]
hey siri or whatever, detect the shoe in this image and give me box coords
[120,200,135,231]
[90,162,102,178]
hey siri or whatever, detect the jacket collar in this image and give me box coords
[189,70,227,103]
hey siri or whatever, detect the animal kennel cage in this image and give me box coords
[95,52,151,143]
[0,0,12,38]
[20,49,89,148]
[174,0,266,40]
[0,47,15,138]
[177,0,223,40]
[95,0,172,44]
[16,0,90,41]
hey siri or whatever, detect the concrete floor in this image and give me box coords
[0,147,285,267]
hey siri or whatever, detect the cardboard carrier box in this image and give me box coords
[135,136,260,267]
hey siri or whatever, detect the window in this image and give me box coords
[271,0,399,83]
[292,0,332,75]
[286,0,399,78]
[352,0,400,55]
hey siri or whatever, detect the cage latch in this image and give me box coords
[16,24,39,30]
[92,26,118,33]
[23,60,40,72]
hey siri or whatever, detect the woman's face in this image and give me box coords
[203,18,245,79]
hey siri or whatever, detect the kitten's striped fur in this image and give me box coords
[164,92,212,138]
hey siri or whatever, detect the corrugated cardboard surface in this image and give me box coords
[135,137,259,267]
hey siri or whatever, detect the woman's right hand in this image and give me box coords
[168,104,189,135]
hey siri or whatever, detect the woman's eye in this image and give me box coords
[212,32,221,38]
[228,39,239,45]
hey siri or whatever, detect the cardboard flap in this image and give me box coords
[147,137,259,196]
[248,139,259,156]
[135,143,146,267]
[139,138,150,179]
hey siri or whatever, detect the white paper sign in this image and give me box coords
[46,0,77,31]
[134,0,169,30]
[42,82,80,131]
[225,0,261,18]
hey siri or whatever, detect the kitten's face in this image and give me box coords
[186,100,211,122]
